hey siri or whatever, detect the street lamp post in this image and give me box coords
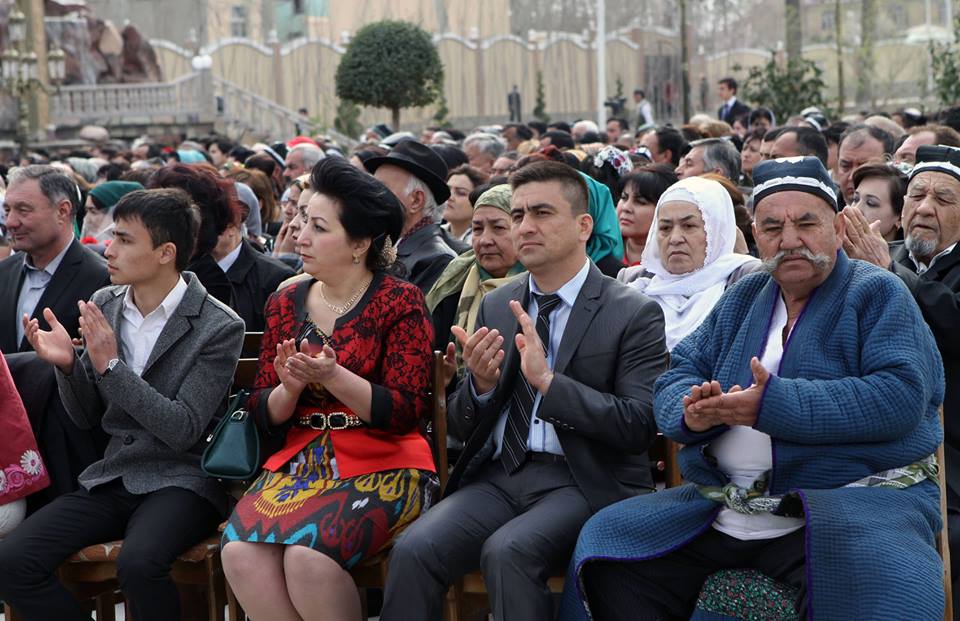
[2,3,66,159]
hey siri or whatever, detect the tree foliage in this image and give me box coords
[733,55,828,122]
[335,20,444,130]
[533,70,550,123]
[334,98,362,139]
[930,15,960,108]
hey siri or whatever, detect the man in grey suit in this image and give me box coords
[381,161,668,620]
[0,188,244,621]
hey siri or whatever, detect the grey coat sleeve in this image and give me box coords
[96,317,245,451]
[55,349,106,430]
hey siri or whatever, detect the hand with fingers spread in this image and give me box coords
[23,308,76,373]
[77,301,119,375]
[451,324,504,395]
[842,206,892,268]
[509,300,553,393]
[440,341,457,387]
[274,338,307,394]
[686,357,770,429]
[285,341,340,387]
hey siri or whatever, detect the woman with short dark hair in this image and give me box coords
[221,158,439,621]
[616,164,678,266]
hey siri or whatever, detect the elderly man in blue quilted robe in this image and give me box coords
[560,157,946,621]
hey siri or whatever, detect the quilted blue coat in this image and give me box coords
[560,252,946,621]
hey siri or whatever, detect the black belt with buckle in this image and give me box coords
[296,411,363,431]
[527,452,566,464]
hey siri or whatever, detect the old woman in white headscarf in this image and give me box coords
[626,176,760,350]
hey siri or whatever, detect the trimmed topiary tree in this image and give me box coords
[335,20,444,131]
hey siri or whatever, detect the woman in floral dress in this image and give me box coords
[221,158,439,620]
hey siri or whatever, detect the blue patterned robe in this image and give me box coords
[560,252,946,621]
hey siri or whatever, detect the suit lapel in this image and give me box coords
[0,253,26,352]
[139,277,203,378]
[32,240,84,326]
[225,240,255,284]
[553,264,604,375]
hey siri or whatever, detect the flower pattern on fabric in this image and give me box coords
[20,450,43,476]
[695,568,800,620]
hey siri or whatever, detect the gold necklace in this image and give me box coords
[319,276,372,315]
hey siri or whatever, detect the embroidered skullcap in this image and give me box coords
[909,145,960,184]
[752,156,839,212]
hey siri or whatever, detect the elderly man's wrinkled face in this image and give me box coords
[837,135,887,204]
[675,146,706,180]
[902,171,960,262]
[894,132,936,167]
[752,190,843,291]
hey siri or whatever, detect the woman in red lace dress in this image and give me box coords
[222,158,439,620]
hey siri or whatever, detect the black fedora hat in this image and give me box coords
[364,139,451,204]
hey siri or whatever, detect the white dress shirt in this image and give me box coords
[476,259,591,459]
[909,242,957,275]
[216,240,243,273]
[15,239,72,346]
[120,277,188,376]
[708,294,806,540]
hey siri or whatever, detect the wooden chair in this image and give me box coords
[232,358,259,391]
[241,332,263,357]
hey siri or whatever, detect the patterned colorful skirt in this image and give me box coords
[222,432,439,569]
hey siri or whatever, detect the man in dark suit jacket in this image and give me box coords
[381,161,668,620]
[842,144,960,612]
[0,188,244,621]
[717,77,750,125]
[0,165,110,354]
[366,140,457,292]
[212,223,295,332]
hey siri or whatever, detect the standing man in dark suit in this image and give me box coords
[0,188,244,621]
[842,144,960,611]
[717,77,750,125]
[0,165,110,353]
[381,161,668,620]
[365,140,458,293]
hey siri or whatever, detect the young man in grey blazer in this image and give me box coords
[381,161,669,620]
[0,188,244,621]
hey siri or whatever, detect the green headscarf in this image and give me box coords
[425,184,521,311]
[579,172,625,263]
[89,181,144,213]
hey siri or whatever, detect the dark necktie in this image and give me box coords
[501,293,563,474]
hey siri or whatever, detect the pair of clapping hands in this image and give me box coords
[273,338,339,395]
[23,302,119,376]
[682,357,771,433]
[440,300,550,394]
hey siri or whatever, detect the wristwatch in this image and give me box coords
[97,358,121,383]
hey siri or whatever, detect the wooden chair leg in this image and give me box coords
[4,602,26,621]
[443,583,461,621]
[225,578,245,621]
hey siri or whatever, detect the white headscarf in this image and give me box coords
[634,176,758,350]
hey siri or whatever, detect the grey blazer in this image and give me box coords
[446,262,669,513]
[56,271,244,515]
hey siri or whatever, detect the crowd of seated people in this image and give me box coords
[2,93,960,620]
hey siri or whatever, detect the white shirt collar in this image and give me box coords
[122,275,189,321]
[217,239,244,273]
[911,242,957,274]
[24,238,72,275]
[529,259,590,307]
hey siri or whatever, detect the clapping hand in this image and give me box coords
[77,301,119,375]
[451,324,504,395]
[509,300,553,393]
[440,341,457,387]
[284,341,339,386]
[683,358,770,432]
[274,338,307,394]
[23,308,76,373]
[842,206,892,268]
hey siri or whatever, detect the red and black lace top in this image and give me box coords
[249,272,437,478]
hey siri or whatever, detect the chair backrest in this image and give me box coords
[233,358,259,391]
[242,332,263,357]
[429,351,449,492]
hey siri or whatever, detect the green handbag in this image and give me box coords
[201,390,260,481]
